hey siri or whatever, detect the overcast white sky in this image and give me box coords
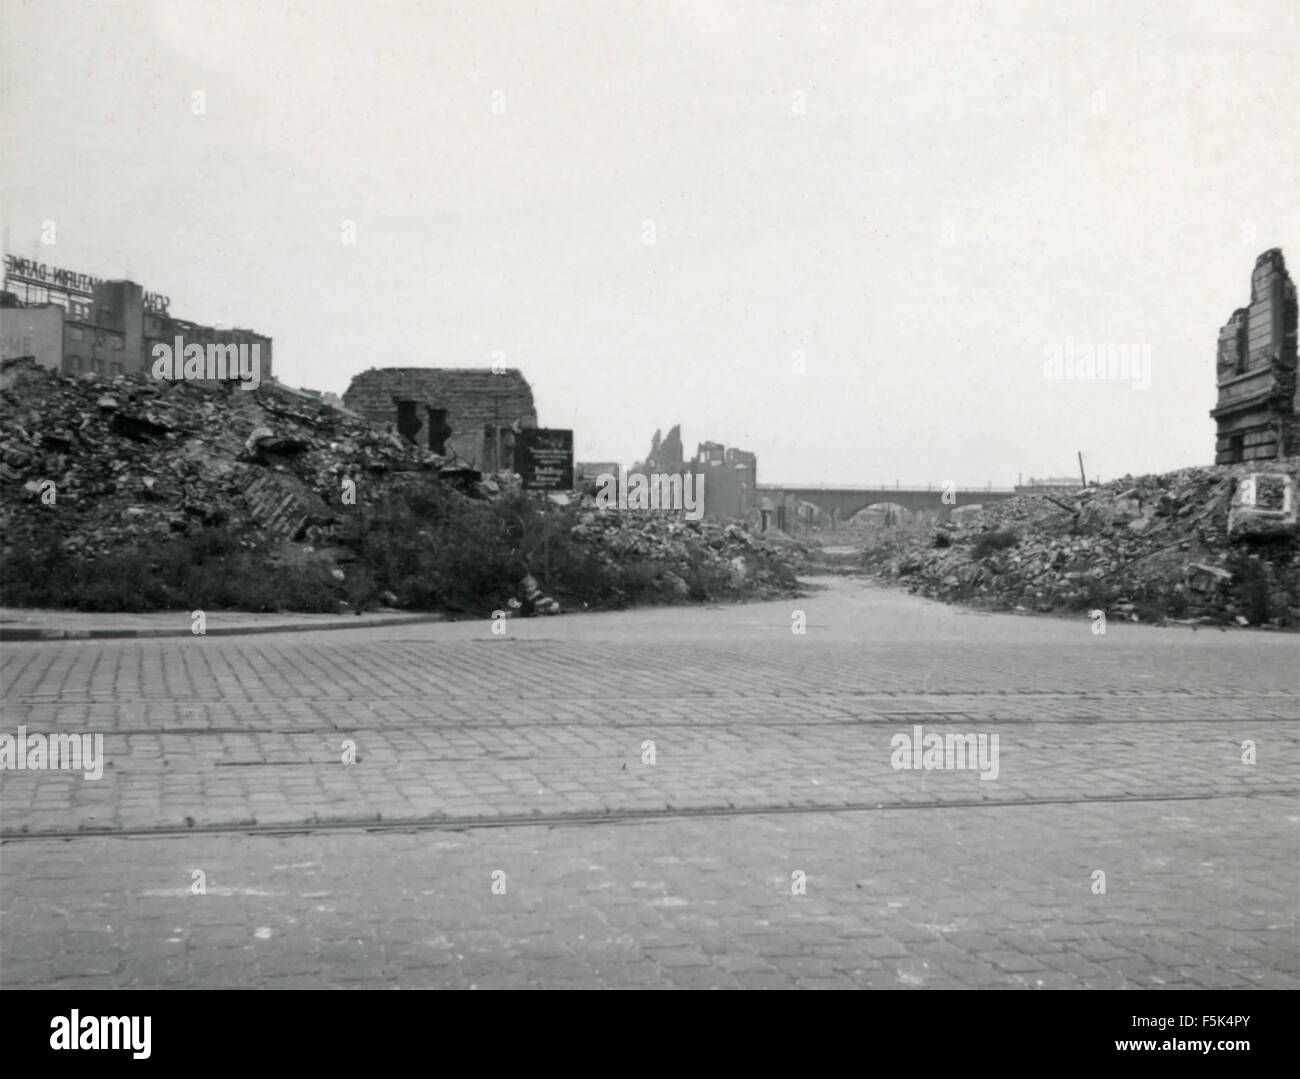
[2,0,1297,485]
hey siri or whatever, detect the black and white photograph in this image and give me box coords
[0,0,1296,1031]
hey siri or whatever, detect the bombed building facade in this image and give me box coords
[342,367,537,470]
[636,424,758,520]
[1211,248,1298,464]
[695,440,758,519]
[0,256,272,383]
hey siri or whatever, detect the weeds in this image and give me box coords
[2,482,797,615]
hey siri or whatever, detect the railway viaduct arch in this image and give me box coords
[757,484,1017,529]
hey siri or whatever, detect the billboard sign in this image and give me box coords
[516,428,574,490]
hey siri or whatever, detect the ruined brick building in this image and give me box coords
[343,367,537,470]
[1211,248,1298,463]
[637,424,758,520]
[642,425,685,474]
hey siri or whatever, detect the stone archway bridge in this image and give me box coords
[757,483,1018,528]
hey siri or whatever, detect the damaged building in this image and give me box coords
[1,257,273,384]
[637,425,758,520]
[695,440,758,520]
[1211,248,1298,464]
[342,367,537,470]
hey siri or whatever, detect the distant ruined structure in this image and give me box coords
[1211,249,1298,464]
[0,257,273,384]
[343,367,537,470]
[643,425,685,475]
[637,424,757,520]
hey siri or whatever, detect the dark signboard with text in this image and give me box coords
[516,427,574,491]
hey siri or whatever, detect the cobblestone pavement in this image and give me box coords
[2,578,1297,988]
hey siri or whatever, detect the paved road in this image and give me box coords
[2,577,1296,988]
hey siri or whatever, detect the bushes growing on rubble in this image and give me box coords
[350,485,796,614]
[1,517,343,612]
[350,484,521,613]
[1224,550,1272,625]
[0,360,801,615]
[2,481,799,615]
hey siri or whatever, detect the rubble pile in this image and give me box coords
[0,357,442,559]
[566,504,805,601]
[0,358,804,613]
[867,461,1300,627]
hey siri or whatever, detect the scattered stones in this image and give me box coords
[864,459,1299,626]
[0,355,806,613]
[565,502,804,601]
[0,357,442,559]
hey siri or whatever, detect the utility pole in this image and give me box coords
[493,395,502,471]
[1077,451,1087,488]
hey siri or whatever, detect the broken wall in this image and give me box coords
[1211,248,1299,463]
[343,367,537,468]
[634,425,758,520]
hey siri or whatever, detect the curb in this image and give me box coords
[0,612,447,641]
[5,786,1296,842]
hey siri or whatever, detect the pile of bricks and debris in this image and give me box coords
[866,461,1299,627]
[566,503,807,600]
[0,357,453,560]
[0,358,805,611]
